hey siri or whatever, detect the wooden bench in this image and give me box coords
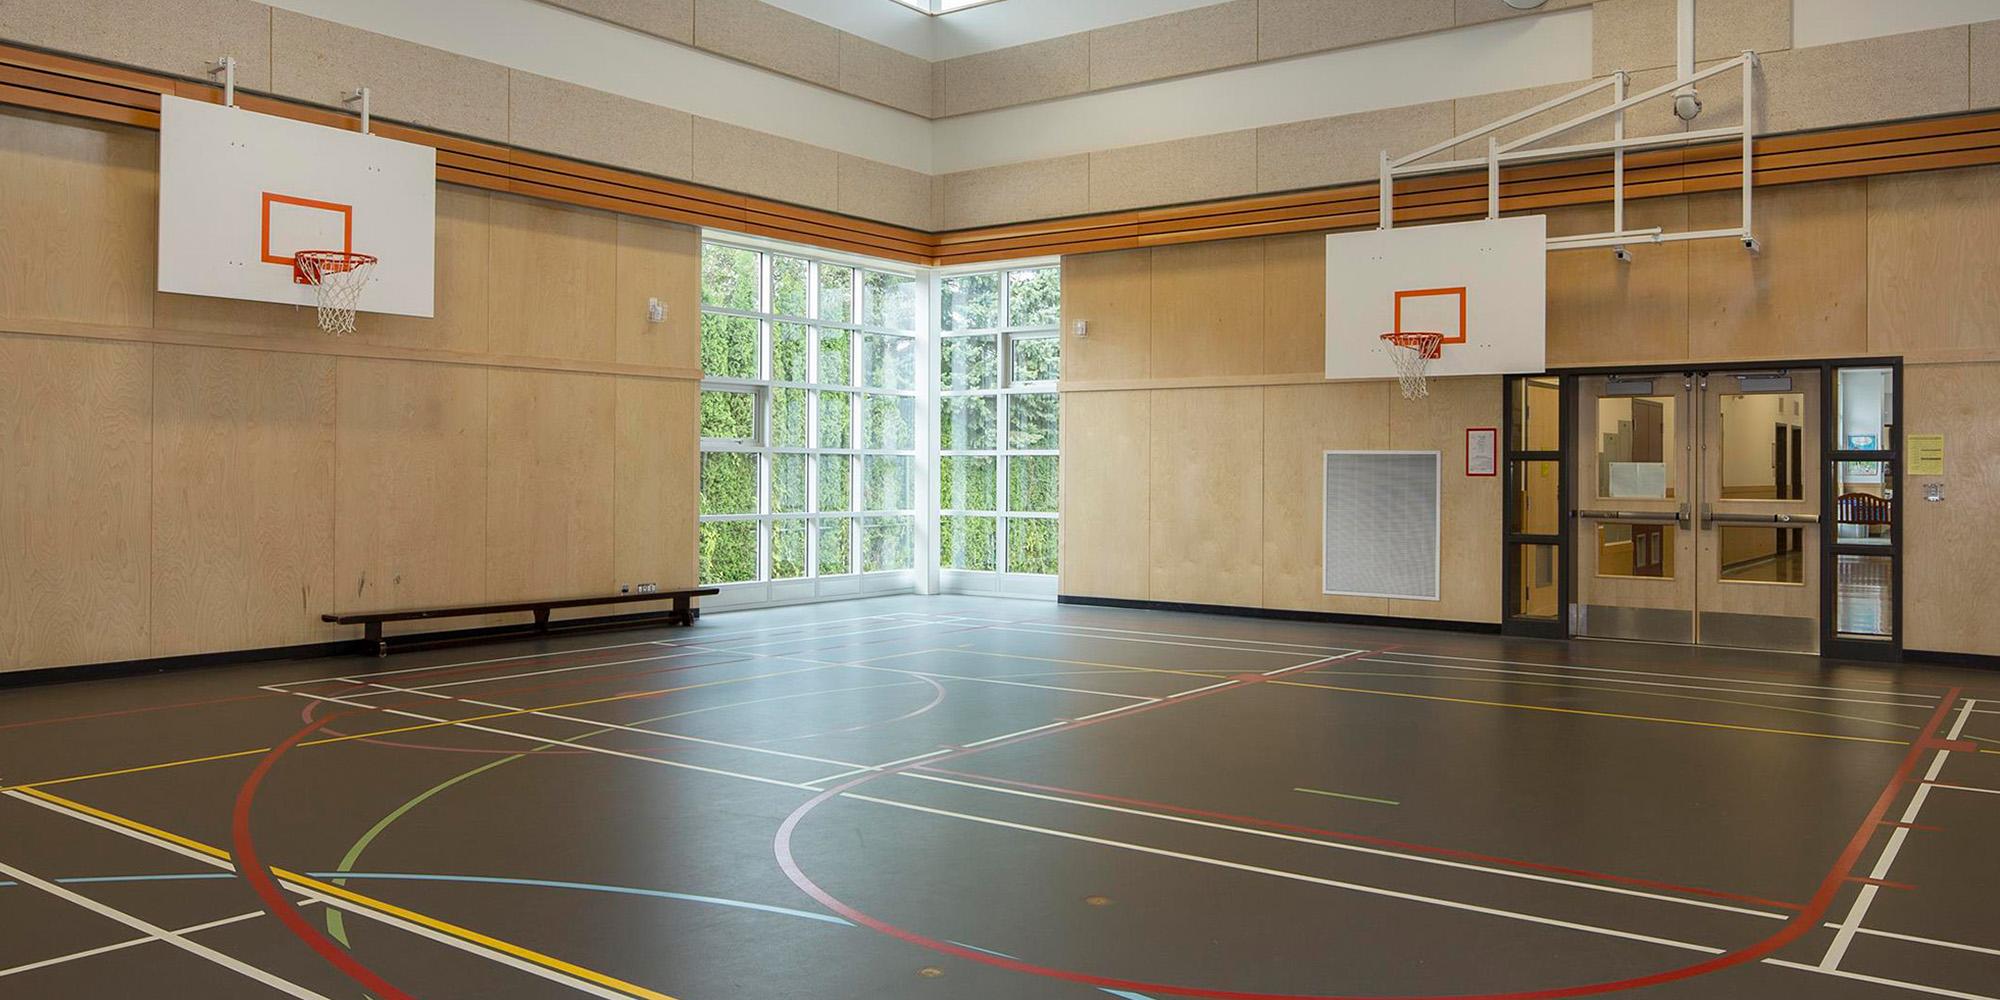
[323,588,719,657]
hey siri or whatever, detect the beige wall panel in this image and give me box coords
[1089,1,1258,91]
[1545,198,1690,367]
[1903,362,2000,655]
[1264,233,1328,376]
[151,290,320,342]
[1087,131,1258,214]
[0,335,151,670]
[1258,0,1453,61]
[1257,101,1457,193]
[1867,166,2000,358]
[1454,70,1685,158]
[0,0,272,87]
[1593,0,1791,76]
[615,215,700,370]
[1150,239,1265,378]
[0,111,155,328]
[940,35,1090,117]
[1388,376,1502,623]
[508,70,693,179]
[334,358,487,614]
[1060,391,1152,599]
[150,346,337,656]
[487,369,617,603]
[693,0,841,89]
[1976,21,2000,110]
[272,12,509,141]
[1699,27,1970,134]
[362,184,492,355]
[615,377,699,593]
[1456,0,1592,26]
[1687,179,1867,361]
[544,0,695,45]
[938,156,1089,230]
[1061,249,1152,383]
[1149,387,1264,606]
[690,117,840,212]
[839,33,933,117]
[837,155,936,231]
[1261,382,1393,617]
[488,193,619,362]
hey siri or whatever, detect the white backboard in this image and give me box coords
[158,95,435,317]
[1325,216,1546,381]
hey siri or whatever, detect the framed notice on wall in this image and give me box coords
[1466,428,1498,477]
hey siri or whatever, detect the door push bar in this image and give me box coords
[1700,506,1820,525]
[1575,507,1692,524]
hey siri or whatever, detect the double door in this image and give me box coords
[1573,371,1820,652]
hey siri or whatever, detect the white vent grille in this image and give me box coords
[1323,451,1440,600]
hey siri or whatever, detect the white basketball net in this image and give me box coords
[1381,332,1442,400]
[294,251,378,336]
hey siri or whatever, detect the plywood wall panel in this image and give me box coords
[1148,387,1264,607]
[1061,249,1152,384]
[1059,390,1152,599]
[334,358,488,614]
[362,184,492,355]
[1389,375,1503,623]
[0,111,155,328]
[1687,179,1868,362]
[1544,198,1690,367]
[488,193,617,363]
[486,369,617,604]
[614,216,701,371]
[614,376,699,593]
[1867,166,2000,359]
[0,335,151,670]
[1261,382,1393,618]
[1263,233,1328,376]
[1150,239,1265,379]
[150,346,337,656]
[1902,362,2000,655]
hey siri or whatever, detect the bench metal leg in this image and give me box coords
[534,607,551,634]
[366,621,386,658]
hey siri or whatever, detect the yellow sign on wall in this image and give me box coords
[1907,434,1945,475]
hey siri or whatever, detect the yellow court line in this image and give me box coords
[17,787,676,1000]
[2,665,830,793]
[931,647,1232,682]
[1265,678,1913,747]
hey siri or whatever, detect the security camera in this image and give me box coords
[1674,92,1703,121]
[1742,236,1761,253]
[1612,246,1633,263]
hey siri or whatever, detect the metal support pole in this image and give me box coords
[1379,149,1393,230]
[1612,71,1626,238]
[208,56,237,107]
[1674,0,1696,104]
[1742,52,1759,253]
[344,87,372,134]
[1487,137,1501,220]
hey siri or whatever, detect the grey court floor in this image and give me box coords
[1,594,1997,999]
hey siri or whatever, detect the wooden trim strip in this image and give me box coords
[7,43,2000,265]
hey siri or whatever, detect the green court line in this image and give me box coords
[1293,786,1399,807]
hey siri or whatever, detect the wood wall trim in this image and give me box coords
[7,43,2000,265]
[0,316,706,382]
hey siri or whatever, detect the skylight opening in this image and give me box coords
[886,0,1005,15]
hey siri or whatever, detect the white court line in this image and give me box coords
[1820,922,2000,960]
[836,661,1158,702]
[904,771,1787,921]
[1168,679,1238,699]
[326,648,711,698]
[840,791,1724,956]
[1923,781,2000,796]
[1262,651,1366,676]
[656,619,940,654]
[0,908,271,979]
[1764,958,1999,1000]
[1362,649,1939,702]
[896,612,1365,654]
[0,859,333,999]
[1352,656,1939,708]
[1820,698,1978,971]
[800,748,959,786]
[5,790,665,1000]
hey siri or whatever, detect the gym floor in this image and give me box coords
[1,595,1996,1000]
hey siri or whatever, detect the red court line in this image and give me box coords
[914,766,1802,913]
[775,680,1965,999]
[1845,877,1915,891]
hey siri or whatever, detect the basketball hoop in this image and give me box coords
[1380,331,1443,400]
[292,250,378,336]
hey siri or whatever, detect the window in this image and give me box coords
[937,264,1060,579]
[699,241,920,586]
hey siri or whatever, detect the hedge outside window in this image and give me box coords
[700,241,919,586]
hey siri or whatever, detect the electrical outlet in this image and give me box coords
[619,584,630,594]
[637,582,659,594]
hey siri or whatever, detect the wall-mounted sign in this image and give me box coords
[1907,434,1945,476]
[1466,427,1498,477]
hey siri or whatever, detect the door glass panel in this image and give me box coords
[1595,523,1677,578]
[1834,461,1893,546]
[1512,460,1561,535]
[1514,543,1560,619]
[1717,527,1806,584]
[1835,367,1894,452]
[1718,393,1806,500]
[1595,397,1676,499]
[1835,554,1893,638]
[1511,376,1561,452]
